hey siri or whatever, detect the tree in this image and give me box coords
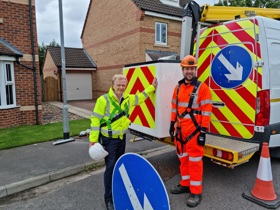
[38,39,60,75]
[245,0,253,7]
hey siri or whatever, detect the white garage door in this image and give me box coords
[66,73,92,100]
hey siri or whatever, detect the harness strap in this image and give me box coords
[175,81,201,155]
[100,94,129,138]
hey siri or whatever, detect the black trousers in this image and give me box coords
[100,134,126,202]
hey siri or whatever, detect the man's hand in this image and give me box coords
[197,132,206,146]
[89,142,95,148]
[152,77,158,88]
[169,121,175,137]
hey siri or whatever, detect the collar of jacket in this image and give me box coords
[178,77,198,86]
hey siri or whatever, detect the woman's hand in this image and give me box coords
[152,77,158,88]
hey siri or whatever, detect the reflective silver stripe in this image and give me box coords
[171,109,176,113]
[201,111,211,116]
[178,152,188,158]
[181,112,201,119]
[182,115,192,119]
[101,128,120,134]
[200,99,212,106]
[91,126,100,131]
[100,128,128,135]
[189,156,203,162]
[192,83,201,105]
[92,112,103,119]
[142,90,148,99]
[171,98,176,103]
[190,181,202,186]
[134,95,139,106]
[182,175,190,180]
[191,104,199,108]
[177,102,199,109]
[103,94,111,117]
[178,102,189,107]
[122,129,128,133]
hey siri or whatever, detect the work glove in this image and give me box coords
[197,132,206,146]
[169,121,175,137]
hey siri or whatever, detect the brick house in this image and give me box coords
[81,0,190,99]
[0,0,41,128]
[43,46,96,102]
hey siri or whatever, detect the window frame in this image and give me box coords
[155,22,167,45]
[0,60,16,108]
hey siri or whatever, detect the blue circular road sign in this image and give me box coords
[112,153,170,210]
[211,45,252,88]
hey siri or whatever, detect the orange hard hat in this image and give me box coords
[180,55,197,67]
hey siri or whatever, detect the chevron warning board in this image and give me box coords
[123,65,156,128]
[194,18,261,139]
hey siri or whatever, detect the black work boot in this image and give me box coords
[170,184,190,194]
[105,200,114,210]
[187,193,202,207]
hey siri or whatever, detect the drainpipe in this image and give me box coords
[16,0,39,125]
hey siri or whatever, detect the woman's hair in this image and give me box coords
[112,74,127,85]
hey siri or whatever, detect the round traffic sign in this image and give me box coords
[211,45,252,88]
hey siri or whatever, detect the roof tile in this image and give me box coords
[132,0,191,17]
[47,46,96,69]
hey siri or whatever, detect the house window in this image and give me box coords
[155,22,167,45]
[0,61,16,107]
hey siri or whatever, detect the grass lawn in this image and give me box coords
[0,119,91,150]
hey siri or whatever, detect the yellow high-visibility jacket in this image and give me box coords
[90,85,156,143]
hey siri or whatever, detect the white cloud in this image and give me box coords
[195,0,219,5]
[35,0,90,48]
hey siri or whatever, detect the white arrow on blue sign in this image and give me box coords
[112,153,170,210]
[211,45,252,88]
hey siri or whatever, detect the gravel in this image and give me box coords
[42,102,85,124]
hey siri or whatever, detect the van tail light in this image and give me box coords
[255,90,270,126]
[213,149,233,161]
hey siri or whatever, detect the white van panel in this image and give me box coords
[268,42,280,99]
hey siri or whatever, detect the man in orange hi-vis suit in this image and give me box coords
[169,55,212,207]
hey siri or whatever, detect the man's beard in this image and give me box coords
[184,74,195,82]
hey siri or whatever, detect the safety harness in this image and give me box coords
[174,81,201,155]
[100,94,129,138]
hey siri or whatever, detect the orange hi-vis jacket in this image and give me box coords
[171,77,212,136]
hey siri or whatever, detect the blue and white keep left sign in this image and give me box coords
[211,45,252,89]
[112,153,170,210]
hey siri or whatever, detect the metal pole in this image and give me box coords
[53,0,74,145]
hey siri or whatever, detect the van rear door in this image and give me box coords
[195,18,260,139]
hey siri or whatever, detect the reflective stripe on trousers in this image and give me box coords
[176,133,204,194]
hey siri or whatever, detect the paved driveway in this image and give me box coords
[67,100,95,111]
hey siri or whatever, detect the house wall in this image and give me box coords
[0,0,42,128]
[43,51,58,79]
[82,0,142,99]
[139,16,182,58]
[82,0,183,99]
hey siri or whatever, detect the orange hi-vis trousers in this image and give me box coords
[175,132,204,195]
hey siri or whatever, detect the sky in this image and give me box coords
[35,0,218,48]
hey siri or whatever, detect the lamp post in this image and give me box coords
[53,0,75,145]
